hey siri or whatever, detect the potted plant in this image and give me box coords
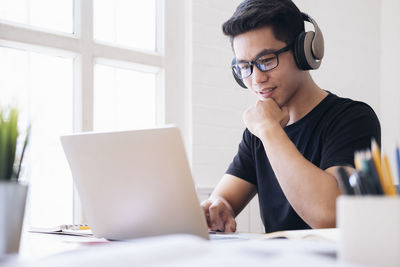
[0,107,30,256]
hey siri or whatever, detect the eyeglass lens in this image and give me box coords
[233,53,278,79]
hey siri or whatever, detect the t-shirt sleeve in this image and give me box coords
[226,129,257,185]
[320,102,381,170]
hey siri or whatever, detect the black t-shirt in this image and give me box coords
[226,92,381,233]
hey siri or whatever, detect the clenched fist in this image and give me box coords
[243,98,289,138]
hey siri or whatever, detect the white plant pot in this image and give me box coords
[0,182,28,256]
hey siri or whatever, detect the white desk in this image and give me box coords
[2,229,354,267]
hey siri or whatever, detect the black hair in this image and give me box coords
[222,0,304,47]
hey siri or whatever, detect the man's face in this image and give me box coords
[233,26,303,107]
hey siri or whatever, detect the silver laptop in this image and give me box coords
[60,126,209,240]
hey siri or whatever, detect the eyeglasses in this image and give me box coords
[231,43,293,80]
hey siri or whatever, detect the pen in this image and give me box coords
[337,167,354,195]
[396,145,400,188]
[360,156,383,195]
[357,171,371,195]
[60,224,91,230]
[348,172,363,195]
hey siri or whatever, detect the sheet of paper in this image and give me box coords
[13,234,345,267]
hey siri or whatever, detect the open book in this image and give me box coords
[261,228,338,243]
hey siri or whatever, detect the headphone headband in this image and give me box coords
[301,13,324,60]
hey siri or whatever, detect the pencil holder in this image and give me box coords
[337,196,400,267]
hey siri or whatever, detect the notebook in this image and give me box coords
[60,126,209,240]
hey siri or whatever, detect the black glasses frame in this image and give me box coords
[232,43,293,80]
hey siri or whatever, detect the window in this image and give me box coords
[0,0,73,33]
[0,0,188,227]
[0,47,74,227]
[94,63,159,131]
[93,0,157,51]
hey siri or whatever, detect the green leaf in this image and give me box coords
[0,107,21,181]
[0,111,9,180]
[16,124,31,180]
[7,108,19,179]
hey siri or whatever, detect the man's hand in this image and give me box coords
[201,196,237,232]
[243,98,289,138]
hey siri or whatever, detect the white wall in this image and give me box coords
[294,0,381,114]
[188,0,400,231]
[381,0,400,178]
[190,0,246,188]
[189,0,264,232]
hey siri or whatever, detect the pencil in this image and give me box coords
[382,154,397,196]
[354,151,362,171]
[371,139,387,194]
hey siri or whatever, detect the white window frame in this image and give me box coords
[0,0,190,223]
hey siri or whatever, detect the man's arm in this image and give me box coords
[201,174,256,232]
[259,123,346,228]
[243,98,344,229]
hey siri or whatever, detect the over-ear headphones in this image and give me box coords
[294,13,324,71]
[232,12,324,89]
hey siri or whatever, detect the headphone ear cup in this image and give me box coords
[293,31,322,70]
[293,32,312,70]
[231,58,247,89]
[303,31,322,70]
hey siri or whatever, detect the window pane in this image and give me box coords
[94,0,157,51]
[0,0,73,33]
[0,46,74,228]
[94,64,157,131]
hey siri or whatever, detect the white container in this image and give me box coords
[337,196,400,267]
[0,182,28,256]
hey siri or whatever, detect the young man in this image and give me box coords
[201,0,380,233]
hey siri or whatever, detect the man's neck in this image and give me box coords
[286,73,327,125]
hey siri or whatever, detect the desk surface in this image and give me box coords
[2,228,347,267]
[19,231,107,261]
